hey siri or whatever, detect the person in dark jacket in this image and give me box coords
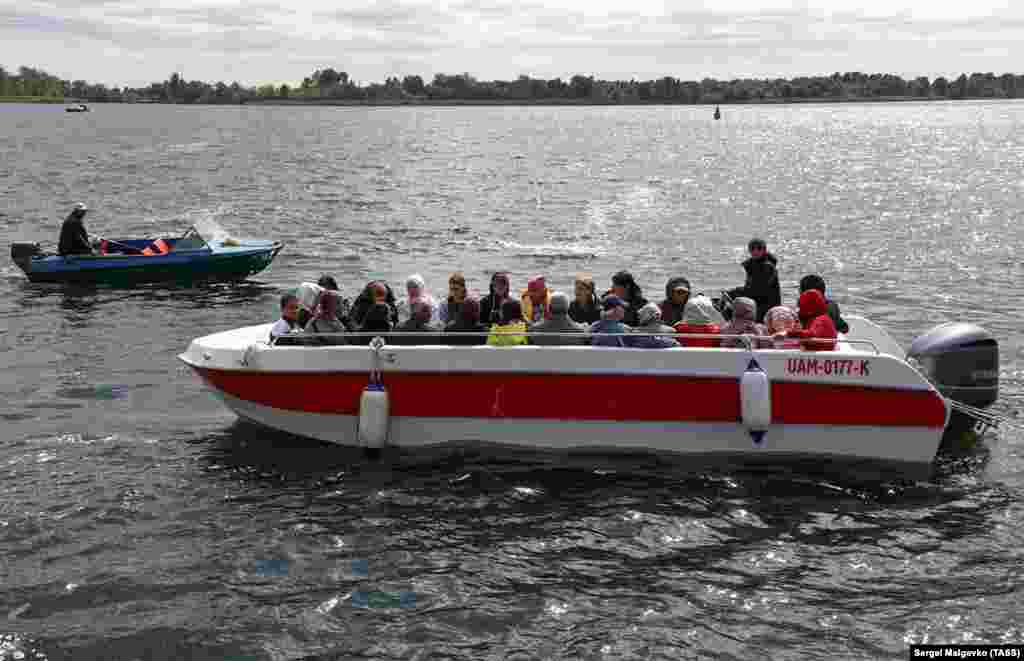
[659,276,691,326]
[352,302,394,346]
[786,290,838,351]
[529,292,586,346]
[798,274,849,334]
[480,272,512,325]
[350,281,398,328]
[728,238,781,323]
[569,273,601,325]
[58,203,93,256]
[606,271,648,326]
[444,296,488,346]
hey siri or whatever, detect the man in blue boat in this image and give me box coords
[58,203,93,256]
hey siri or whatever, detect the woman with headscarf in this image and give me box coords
[294,282,324,328]
[397,273,439,324]
[486,299,529,346]
[764,305,802,349]
[569,273,601,325]
[480,272,512,326]
[659,277,691,326]
[673,294,723,347]
[519,275,552,324]
[305,290,348,345]
[444,296,488,346]
[438,272,468,324]
[350,281,398,328]
[719,297,770,349]
[606,271,648,326]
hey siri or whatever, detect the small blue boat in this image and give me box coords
[11,220,283,285]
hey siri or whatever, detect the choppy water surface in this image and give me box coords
[0,102,1022,660]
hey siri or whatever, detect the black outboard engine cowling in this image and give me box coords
[909,322,998,449]
[11,242,42,273]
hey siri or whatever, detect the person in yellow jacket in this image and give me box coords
[486,300,529,346]
[520,275,552,324]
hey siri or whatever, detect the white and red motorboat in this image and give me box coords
[179,316,998,475]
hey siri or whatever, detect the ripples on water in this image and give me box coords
[0,102,1021,659]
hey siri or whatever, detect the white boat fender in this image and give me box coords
[358,382,390,448]
[740,358,772,436]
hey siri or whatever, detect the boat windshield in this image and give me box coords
[193,217,236,244]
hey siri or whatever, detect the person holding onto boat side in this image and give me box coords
[569,273,601,325]
[270,293,304,343]
[607,271,648,326]
[529,292,586,346]
[589,295,630,348]
[719,297,771,349]
[628,303,679,349]
[659,277,692,325]
[674,294,723,347]
[487,300,529,346]
[58,203,93,256]
[305,290,348,345]
[798,274,849,334]
[786,289,837,351]
[727,238,781,323]
[480,272,512,325]
[444,297,488,346]
[764,305,802,349]
[519,275,552,324]
[350,281,398,328]
[397,274,439,325]
[438,272,468,324]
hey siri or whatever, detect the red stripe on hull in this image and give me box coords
[771,382,946,428]
[193,368,945,428]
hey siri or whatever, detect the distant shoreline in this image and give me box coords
[0,95,1015,107]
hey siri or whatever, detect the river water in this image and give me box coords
[0,101,1021,660]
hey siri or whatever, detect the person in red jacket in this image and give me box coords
[786,290,838,351]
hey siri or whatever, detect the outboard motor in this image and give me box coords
[11,242,42,273]
[908,323,998,450]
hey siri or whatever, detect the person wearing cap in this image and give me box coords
[58,203,93,256]
[628,303,679,349]
[606,271,648,326]
[659,276,692,326]
[727,238,781,323]
[798,274,849,334]
[588,295,630,348]
[519,275,552,324]
[529,292,586,346]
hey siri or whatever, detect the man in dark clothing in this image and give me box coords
[58,203,93,256]
[728,238,780,323]
[798,274,849,334]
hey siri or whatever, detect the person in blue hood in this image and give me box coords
[589,295,630,347]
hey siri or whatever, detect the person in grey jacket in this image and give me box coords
[529,292,586,346]
[628,303,679,348]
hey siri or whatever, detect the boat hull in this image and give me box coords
[16,242,282,285]
[180,323,950,472]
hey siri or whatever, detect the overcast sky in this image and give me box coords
[2,0,1022,87]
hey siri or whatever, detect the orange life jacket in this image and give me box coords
[142,239,171,256]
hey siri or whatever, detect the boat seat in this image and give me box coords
[141,239,172,256]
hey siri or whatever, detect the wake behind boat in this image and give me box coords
[11,217,283,285]
[179,314,999,478]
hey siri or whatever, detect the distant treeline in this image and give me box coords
[3,65,1023,105]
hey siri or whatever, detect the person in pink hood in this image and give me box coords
[520,275,552,323]
[786,290,838,351]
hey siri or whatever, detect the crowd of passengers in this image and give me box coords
[270,238,849,352]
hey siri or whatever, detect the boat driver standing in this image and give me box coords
[58,203,93,256]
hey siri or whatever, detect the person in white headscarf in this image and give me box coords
[396,273,439,324]
[673,294,723,348]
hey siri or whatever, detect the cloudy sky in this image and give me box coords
[2,0,1022,87]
